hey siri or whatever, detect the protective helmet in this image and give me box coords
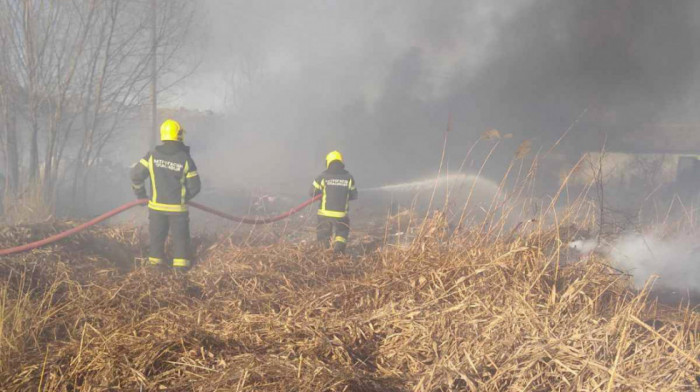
[326,150,343,168]
[160,119,184,142]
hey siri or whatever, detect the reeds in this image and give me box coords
[1,136,699,390]
[0,216,698,391]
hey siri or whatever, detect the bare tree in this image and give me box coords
[0,0,196,214]
[0,29,20,195]
[72,0,196,206]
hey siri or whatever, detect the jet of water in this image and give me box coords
[365,173,499,194]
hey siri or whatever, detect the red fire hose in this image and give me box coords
[188,195,320,224]
[0,195,321,257]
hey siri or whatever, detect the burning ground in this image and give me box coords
[0,219,699,391]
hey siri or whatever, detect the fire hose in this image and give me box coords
[0,195,321,256]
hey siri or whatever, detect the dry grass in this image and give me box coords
[0,216,698,391]
[3,181,56,224]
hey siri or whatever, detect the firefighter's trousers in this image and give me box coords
[149,210,191,268]
[317,215,350,253]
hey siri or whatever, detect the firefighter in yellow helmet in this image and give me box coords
[310,151,358,253]
[130,119,201,269]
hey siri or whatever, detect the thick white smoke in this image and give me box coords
[570,233,700,291]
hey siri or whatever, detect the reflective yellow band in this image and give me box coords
[181,161,189,205]
[132,183,144,189]
[186,171,198,178]
[318,209,346,218]
[149,257,163,265]
[334,236,346,243]
[148,155,157,202]
[148,201,187,212]
[140,159,149,168]
[312,180,322,189]
[173,258,191,267]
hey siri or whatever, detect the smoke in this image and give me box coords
[170,0,700,197]
[453,0,700,152]
[570,233,700,292]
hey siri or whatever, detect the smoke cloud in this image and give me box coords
[571,233,700,292]
[166,0,700,197]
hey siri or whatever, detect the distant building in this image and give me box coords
[568,123,700,198]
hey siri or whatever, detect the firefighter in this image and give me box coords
[310,150,357,253]
[130,119,201,269]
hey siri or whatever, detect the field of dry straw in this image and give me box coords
[0,209,699,391]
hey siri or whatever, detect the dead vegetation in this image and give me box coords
[0,217,698,392]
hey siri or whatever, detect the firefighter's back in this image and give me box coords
[148,143,193,210]
[318,168,355,217]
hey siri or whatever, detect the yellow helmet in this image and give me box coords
[326,150,343,168]
[160,119,184,142]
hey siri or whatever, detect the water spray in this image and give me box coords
[364,173,500,194]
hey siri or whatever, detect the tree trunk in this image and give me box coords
[3,108,19,195]
[150,0,158,147]
[43,106,60,204]
[23,0,39,184]
[28,119,39,183]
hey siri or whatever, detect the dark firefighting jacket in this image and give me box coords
[130,141,201,213]
[310,161,357,218]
